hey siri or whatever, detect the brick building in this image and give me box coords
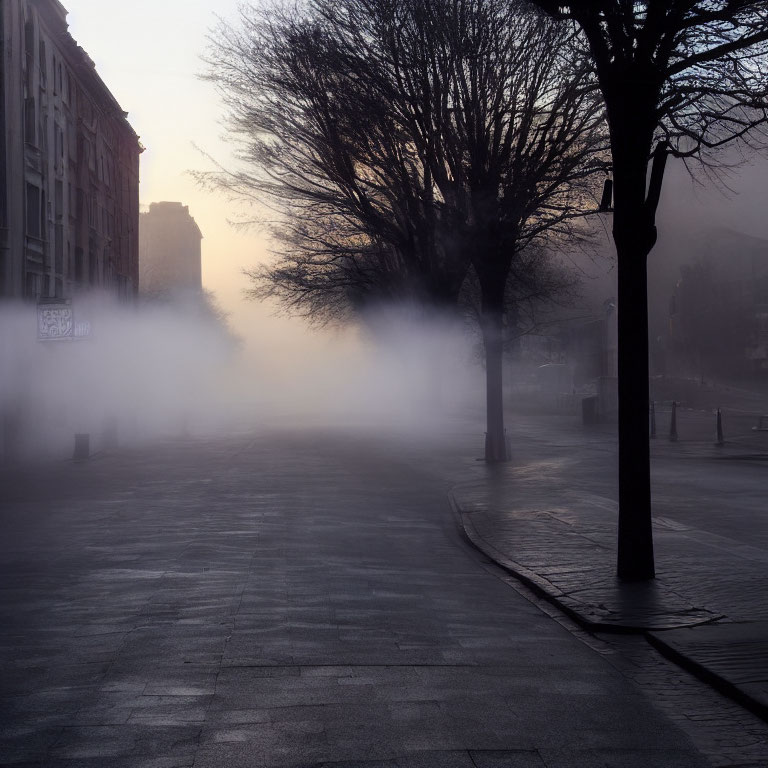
[0,0,142,302]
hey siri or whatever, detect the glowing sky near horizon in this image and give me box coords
[64,0,345,364]
[67,0,253,268]
[63,0,768,344]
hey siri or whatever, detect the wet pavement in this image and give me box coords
[451,406,768,724]
[0,423,754,767]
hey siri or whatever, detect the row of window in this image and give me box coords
[25,101,119,188]
[24,18,72,103]
[24,240,132,300]
[27,182,133,237]
[19,10,138,301]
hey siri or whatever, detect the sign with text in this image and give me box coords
[37,303,74,341]
[37,301,92,341]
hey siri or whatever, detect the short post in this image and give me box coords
[73,433,90,461]
[649,400,656,439]
[669,401,678,442]
[716,408,725,446]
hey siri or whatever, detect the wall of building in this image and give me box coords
[0,0,142,302]
[139,202,203,296]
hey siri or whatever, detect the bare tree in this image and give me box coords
[312,0,606,459]
[203,5,469,320]
[204,0,606,459]
[526,0,768,579]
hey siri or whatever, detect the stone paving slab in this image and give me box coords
[450,492,721,632]
[449,415,768,725]
[0,429,719,766]
[648,622,768,722]
[453,493,768,723]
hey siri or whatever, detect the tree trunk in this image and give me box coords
[480,274,508,462]
[614,231,655,580]
[610,127,658,581]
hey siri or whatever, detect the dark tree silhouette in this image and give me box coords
[527,0,768,579]
[204,0,605,460]
[324,0,605,461]
[203,6,469,320]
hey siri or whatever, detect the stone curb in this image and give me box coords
[448,489,719,634]
[448,491,640,634]
[647,628,768,725]
[450,489,768,725]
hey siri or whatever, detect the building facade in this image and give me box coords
[0,0,142,302]
[139,202,203,296]
[667,227,768,377]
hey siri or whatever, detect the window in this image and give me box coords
[55,223,64,272]
[39,39,47,87]
[86,138,95,171]
[55,124,64,168]
[24,20,34,66]
[88,248,98,284]
[24,97,36,145]
[25,183,41,238]
[68,119,76,159]
[25,271,41,300]
[55,180,63,219]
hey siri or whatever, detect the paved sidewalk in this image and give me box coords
[2,428,724,767]
[450,413,768,722]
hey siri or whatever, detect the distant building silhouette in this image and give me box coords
[0,0,142,301]
[139,202,203,297]
[667,227,768,377]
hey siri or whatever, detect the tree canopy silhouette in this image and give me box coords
[204,0,606,460]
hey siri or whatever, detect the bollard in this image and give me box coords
[669,401,678,442]
[716,408,725,446]
[73,433,90,461]
[649,400,656,439]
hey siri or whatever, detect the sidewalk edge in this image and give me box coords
[448,489,641,635]
[647,632,768,725]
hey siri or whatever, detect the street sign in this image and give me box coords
[37,301,91,341]
[37,302,74,341]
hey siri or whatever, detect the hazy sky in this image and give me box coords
[65,1,275,335]
[63,0,355,368]
[63,0,768,341]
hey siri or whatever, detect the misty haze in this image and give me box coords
[3,1,768,767]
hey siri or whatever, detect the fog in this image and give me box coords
[0,296,485,463]
[650,152,768,331]
[3,151,766,464]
